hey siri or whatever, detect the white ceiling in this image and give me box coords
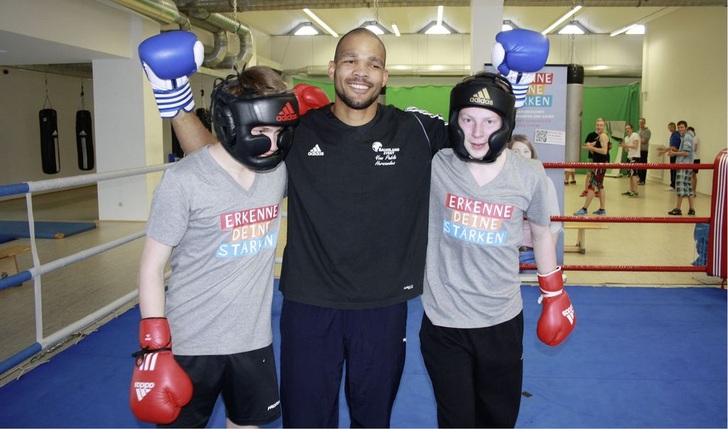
[172,0,724,37]
[0,0,724,75]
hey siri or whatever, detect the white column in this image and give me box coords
[470,0,504,74]
[93,17,164,221]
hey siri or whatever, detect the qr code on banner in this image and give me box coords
[534,129,549,144]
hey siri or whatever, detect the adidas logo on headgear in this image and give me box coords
[276,102,298,122]
[469,88,494,106]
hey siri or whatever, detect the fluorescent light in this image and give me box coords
[610,23,645,36]
[626,24,645,35]
[303,8,339,37]
[362,21,390,35]
[502,20,518,32]
[559,24,583,34]
[424,22,452,35]
[542,5,582,35]
[558,21,588,35]
[365,24,384,34]
[291,22,320,36]
[437,5,444,26]
[392,22,401,37]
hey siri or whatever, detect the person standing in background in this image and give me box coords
[620,123,641,197]
[667,121,695,215]
[658,122,680,191]
[637,117,651,185]
[579,129,599,197]
[688,126,700,196]
[574,118,610,216]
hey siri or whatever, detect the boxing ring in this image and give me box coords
[0,151,725,382]
[0,164,170,377]
[531,148,727,285]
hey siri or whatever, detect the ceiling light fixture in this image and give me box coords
[362,21,390,35]
[392,22,401,37]
[558,21,589,35]
[422,5,453,35]
[303,8,339,37]
[541,5,582,35]
[502,20,519,32]
[290,22,320,36]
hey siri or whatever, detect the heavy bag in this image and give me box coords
[76,110,95,170]
[39,108,60,174]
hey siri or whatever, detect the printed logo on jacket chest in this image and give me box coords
[371,141,400,167]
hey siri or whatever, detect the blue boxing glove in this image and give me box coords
[491,29,549,108]
[139,31,204,118]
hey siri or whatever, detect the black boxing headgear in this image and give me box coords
[448,72,516,163]
[211,75,299,171]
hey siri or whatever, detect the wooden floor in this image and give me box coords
[0,175,722,365]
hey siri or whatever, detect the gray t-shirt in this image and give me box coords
[422,149,550,329]
[146,146,286,355]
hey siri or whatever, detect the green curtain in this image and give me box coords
[292,78,641,171]
[292,78,453,119]
[581,82,641,171]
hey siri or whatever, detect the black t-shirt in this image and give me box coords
[592,134,610,163]
[585,131,599,160]
[280,104,448,309]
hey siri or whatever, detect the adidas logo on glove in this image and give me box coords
[134,381,155,401]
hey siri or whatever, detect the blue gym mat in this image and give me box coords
[0,285,725,428]
[0,220,96,239]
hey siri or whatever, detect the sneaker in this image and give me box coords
[570,181,576,184]
[628,191,639,197]
[688,209,695,216]
[621,191,632,196]
[668,209,682,216]
[593,209,607,215]
[638,181,645,185]
[579,190,588,197]
[574,208,588,216]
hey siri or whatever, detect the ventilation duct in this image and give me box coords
[186,9,253,71]
[108,0,253,71]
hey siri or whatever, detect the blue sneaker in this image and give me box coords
[593,209,607,215]
[573,208,588,216]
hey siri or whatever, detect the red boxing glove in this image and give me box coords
[130,318,193,424]
[293,83,330,114]
[536,267,576,346]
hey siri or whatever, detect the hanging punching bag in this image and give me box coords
[75,82,94,170]
[39,108,60,174]
[76,110,94,170]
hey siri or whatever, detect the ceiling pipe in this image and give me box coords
[187,17,228,68]
[187,9,254,71]
[108,0,190,27]
[109,0,253,71]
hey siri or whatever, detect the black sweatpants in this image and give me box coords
[419,312,524,428]
[279,299,407,428]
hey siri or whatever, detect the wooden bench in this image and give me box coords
[0,245,31,280]
[563,223,608,254]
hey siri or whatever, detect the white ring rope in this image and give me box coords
[0,164,171,377]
